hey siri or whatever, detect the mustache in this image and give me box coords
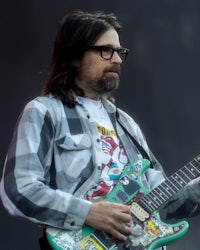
[103,65,121,75]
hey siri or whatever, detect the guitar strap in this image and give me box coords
[116,110,156,169]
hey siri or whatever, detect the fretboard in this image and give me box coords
[139,156,200,213]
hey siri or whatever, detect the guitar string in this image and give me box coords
[137,157,200,214]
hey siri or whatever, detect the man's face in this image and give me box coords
[74,28,123,99]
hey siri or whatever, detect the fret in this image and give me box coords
[147,190,162,207]
[157,185,171,200]
[187,161,200,177]
[179,168,191,182]
[170,174,186,189]
[139,195,157,212]
[193,158,200,170]
[182,166,195,179]
[189,160,199,170]
[159,183,173,197]
[165,178,180,192]
[151,189,166,204]
[140,156,200,213]
[137,198,152,213]
[174,172,187,185]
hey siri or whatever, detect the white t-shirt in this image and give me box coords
[78,97,128,200]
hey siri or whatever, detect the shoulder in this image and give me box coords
[35,95,63,109]
[22,95,65,125]
[23,95,62,109]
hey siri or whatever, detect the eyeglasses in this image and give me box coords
[86,45,129,61]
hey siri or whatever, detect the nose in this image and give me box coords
[111,51,122,64]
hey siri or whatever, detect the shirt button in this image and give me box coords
[96,138,100,143]
[70,221,75,226]
[98,166,101,170]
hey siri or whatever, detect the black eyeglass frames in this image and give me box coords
[86,45,129,61]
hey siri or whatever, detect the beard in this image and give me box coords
[91,65,121,95]
[75,64,121,98]
[95,74,119,94]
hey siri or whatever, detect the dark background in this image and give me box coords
[1,0,200,249]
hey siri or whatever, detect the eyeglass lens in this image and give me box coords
[101,47,128,61]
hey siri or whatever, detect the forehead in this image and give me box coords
[94,28,121,47]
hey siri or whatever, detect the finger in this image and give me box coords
[112,203,131,214]
[109,226,129,241]
[111,207,132,224]
[119,212,132,223]
[114,220,132,235]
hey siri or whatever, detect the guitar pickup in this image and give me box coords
[130,202,150,222]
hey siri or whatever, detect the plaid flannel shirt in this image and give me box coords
[1,95,200,234]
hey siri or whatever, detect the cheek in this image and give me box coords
[83,61,104,79]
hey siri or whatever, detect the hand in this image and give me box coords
[85,201,132,241]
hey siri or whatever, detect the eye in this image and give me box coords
[102,46,113,54]
[118,48,128,54]
[100,46,114,59]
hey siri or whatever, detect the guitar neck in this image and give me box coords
[139,156,200,213]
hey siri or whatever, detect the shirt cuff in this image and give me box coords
[64,197,92,230]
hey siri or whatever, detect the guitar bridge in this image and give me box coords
[130,202,149,222]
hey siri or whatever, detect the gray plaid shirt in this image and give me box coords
[1,95,200,237]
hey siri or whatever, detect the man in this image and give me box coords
[1,10,200,250]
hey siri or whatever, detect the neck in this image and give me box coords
[83,95,100,100]
[78,91,101,100]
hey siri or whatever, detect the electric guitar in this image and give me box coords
[46,156,200,250]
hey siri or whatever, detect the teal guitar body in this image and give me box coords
[46,157,200,249]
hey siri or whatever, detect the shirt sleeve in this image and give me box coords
[162,178,200,220]
[0,99,91,230]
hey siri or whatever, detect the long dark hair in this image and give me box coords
[42,10,122,107]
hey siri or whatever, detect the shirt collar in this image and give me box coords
[75,95,117,114]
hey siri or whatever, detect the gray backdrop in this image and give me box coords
[1,0,200,249]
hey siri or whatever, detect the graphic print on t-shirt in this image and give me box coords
[85,125,128,200]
